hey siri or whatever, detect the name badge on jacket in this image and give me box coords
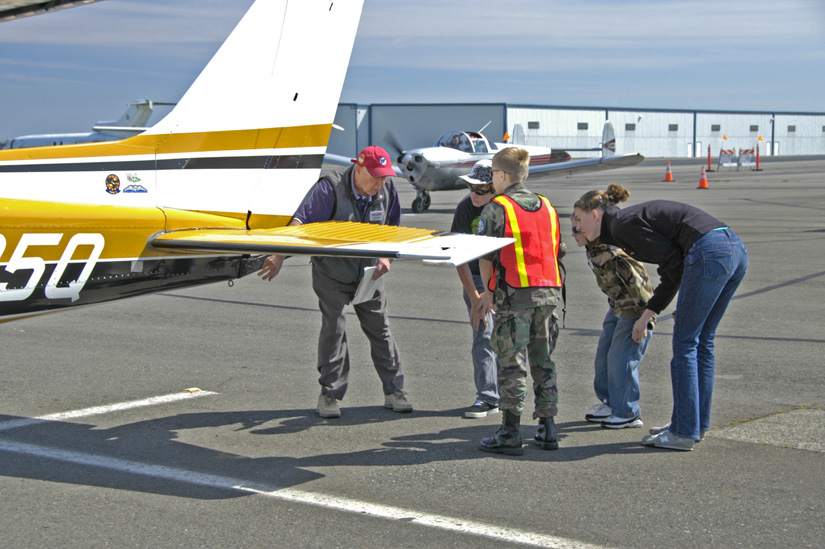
[369,210,385,223]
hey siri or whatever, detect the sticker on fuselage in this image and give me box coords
[105,174,121,195]
[123,185,148,193]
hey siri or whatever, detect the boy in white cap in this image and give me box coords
[451,160,500,418]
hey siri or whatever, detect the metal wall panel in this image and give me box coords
[506,106,606,156]
[695,112,772,159]
[772,114,825,155]
[605,109,694,158]
[328,104,359,157]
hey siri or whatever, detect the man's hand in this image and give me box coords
[372,257,391,279]
[258,254,286,281]
[471,291,495,330]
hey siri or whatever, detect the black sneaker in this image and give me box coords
[465,400,499,419]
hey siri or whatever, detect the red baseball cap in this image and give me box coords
[354,146,395,178]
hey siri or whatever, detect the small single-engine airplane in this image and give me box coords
[0,0,512,323]
[383,121,643,213]
[2,100,175,149]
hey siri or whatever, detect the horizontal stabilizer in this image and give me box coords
[150,221,513,266]
[528,153,644,177]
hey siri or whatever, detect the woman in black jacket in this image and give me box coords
[572,184,748,451]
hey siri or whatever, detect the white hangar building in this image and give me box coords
[328,103,825,160]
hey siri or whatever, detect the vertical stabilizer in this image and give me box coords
[601,121,616,157]
[0,0,365,223]
[147,0,362,136]
[511,123,526,146]
[97,100,154,129]
[144,0,365,221]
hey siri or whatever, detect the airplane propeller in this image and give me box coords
[383,130,405,160]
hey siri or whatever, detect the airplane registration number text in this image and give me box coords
[0,233,104,303]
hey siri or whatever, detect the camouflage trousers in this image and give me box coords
[491,304,559,419]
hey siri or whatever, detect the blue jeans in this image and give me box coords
[463,276,499,405]
[594,310,652,419]
[669,228,748,439]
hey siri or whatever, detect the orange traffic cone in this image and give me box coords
[697,167,709,189]
[663,161,674,182]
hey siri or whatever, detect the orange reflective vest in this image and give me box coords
[489,194,562,290]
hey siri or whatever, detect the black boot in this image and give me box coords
[534,416,559,450]
[479,410,523,455]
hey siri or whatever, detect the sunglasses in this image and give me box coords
[470,186,493,195]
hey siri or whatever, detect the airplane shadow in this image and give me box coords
[0,408,648,501]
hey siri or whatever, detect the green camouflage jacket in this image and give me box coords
[585,239,655,325]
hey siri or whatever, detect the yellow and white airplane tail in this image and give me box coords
[143,0,361,224]
[0,0,511,322]
[1,0,360,221]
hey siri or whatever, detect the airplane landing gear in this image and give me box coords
[411,191,431,214]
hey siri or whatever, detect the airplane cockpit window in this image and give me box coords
[470,136,488,153]
[437,132,472,152]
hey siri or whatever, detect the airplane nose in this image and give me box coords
[399,154,427,184]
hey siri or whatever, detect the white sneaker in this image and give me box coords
[585,402,611,423]
[601,415,643,429]
[649,422,707,442]
[317,395,341,418]
[641,430,695,451]
[384,390,413,413]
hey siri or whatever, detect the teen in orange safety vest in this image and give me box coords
[472,147,564,456]
[488,193,562,291]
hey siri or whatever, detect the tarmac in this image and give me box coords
[1,157,823,548]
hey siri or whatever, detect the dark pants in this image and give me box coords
[311,266,404,400]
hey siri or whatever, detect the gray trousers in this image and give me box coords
[311,265,404,400]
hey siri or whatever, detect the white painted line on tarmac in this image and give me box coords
[248,486,608,549]
[0,439,606,549]
[0,390,606,547]
[0,390,218,432]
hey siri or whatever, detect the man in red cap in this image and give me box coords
[259,146,412,418]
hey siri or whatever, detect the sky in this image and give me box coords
[1,0,823,138]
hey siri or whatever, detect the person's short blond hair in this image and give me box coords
[492,147,529,182]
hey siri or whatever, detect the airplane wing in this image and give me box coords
[150,221,512,267]
[323,153,404,177]
[0,0,104,22]
[528,153,644,178]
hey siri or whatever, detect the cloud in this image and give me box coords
[352,0,825,72]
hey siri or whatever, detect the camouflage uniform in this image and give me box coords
[477,184,561,418]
